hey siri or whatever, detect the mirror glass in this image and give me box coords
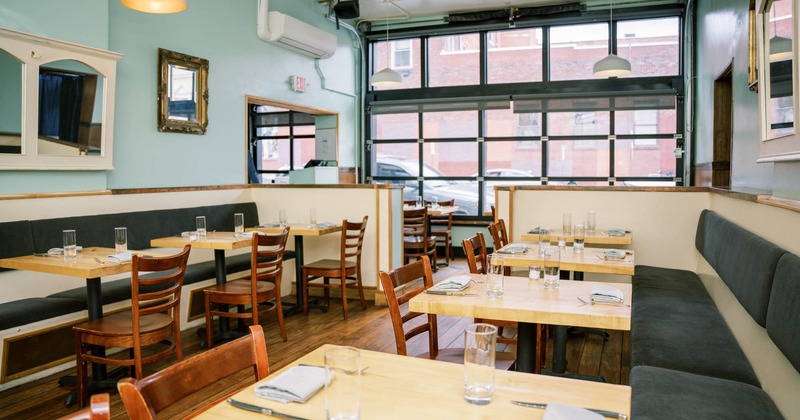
[765,0,795,138]
[0,48,22,155]
[37,59,104,156]
[158,48,208,134]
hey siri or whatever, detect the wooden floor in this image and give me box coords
[0,259,630,419]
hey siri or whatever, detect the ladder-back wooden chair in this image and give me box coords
[426,199,455,264]
[402,207,437,271]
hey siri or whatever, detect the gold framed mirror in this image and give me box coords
[157,48,208,134]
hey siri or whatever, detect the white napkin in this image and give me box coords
[47,246,83,255]
[259,222,282,228]
[107,250,133,263]
[543,402,603,420]
[591,284,625,303]
[608,228,627,237]
[602,249,627,260]
[433,275,472,291]
[254,365,326,404]
[498,243,528,254]
[313,222,336,229]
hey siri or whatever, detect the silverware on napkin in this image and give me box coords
[577,296,630,307]
[511,400,628,419]
[227,398,308,420]
[424,290,478,296]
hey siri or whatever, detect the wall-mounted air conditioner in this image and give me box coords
[257,0,337,59]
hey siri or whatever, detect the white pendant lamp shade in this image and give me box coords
[372,67,404,87]
[769,36,793,62]
[120,0,187,14]
[593,53,631,77]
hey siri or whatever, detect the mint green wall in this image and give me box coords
[0,0,357,193]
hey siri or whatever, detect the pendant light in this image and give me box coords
[768,6,793,62]
[371,7,404,88]
[120,0,187,14]
[592,0,631,77]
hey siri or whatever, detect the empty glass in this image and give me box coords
[574,223,586,254]
[234,213,244,237]
[528,264,542,281]
[279,210,287,227]
[63,229,77,261]
[557,232,567,249]
[310,208,317,226]
[415,196,423,208]
[486,254,504,298]
[464,323,497,405]
[538,227,551,256]
[587,211,597,233]
[114,227,127,253]
[196,216,207,239]
[543,248,560,290]
[562,212,572,235]
[325,346,361,420]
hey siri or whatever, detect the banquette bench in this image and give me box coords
[630,210,798,419]
[0,202,294,384]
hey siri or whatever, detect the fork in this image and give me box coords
[577,296,630,307]
[93,257,106,265]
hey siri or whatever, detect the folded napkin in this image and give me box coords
[543,402,603,420]
[528,227,543,234]
[591,284,625,303]
[47,246,83,255]
[602,249,627,260]
[254,365,326,404]
[313,222,336,229]
[608,228,627,237]
[107,250,133,263]
[497,243,529,254]
[433,275,472,291]
[259,222,282,228]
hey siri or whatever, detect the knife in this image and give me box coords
[424,290,478,296]
[511,400,628,419]
[227,398,309,420]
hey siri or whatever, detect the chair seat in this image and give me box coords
[204,279,276,295]
[415,348,516,370]
[404,236,437,246]
[303,259,356,271]
[74,311,174,348]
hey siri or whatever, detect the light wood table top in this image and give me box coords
[520,229,633,245]
[247,223,341,236]
[0,247,163,278]
[496,245,635,275]
[150,231,252,251]
[410,273,631,331]
[195,344,631,420]
[403,205,459,215]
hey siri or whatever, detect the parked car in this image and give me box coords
[473,168,541,199]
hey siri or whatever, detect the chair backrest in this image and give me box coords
[251,227,290,297]
[403,207,428,237]
[118,325,270,420]
[379,256,439,358]
[403,199,417,206]
[487,219,509,250]
[341,216,368,269]
[463,232,488,275]
[58,394,110,420]
[426,199,454,229]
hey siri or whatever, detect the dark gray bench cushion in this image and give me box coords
[632,265,760,387]
[0,298,86,330]
[695,210,786,327]
[767,253,800,373]
[0,221,34,272]
[630,366,783,420]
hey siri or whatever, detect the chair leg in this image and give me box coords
[276,296,288,341]
[356,269,366,310]
[323,277,330,306]
[74,332,87,408]
[302,268,309,316]
[205,294,214,349]
[340,275,349,320]
[173,321,183,362]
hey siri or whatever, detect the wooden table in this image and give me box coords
[403,204,459,215]
[498,245,635,276]
[410,274,632,374]
[521,229,633,245]
[247,223,342,316]
[195,344,631,419]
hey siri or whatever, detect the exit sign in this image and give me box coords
[290,75,306,92]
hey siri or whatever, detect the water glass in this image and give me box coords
[557,232,567,249]
[415,196,423,208]
[587,211,597,233]
[114,227,127,253]
[574,223,586,254]
[324,346,361,420]
[432,196,439,209]
[63,229,77,261]
[279,209,287,227]
[310,208,317,226]
[528,264,542,281]
[196,216,207,239]
[234,213,244,237]
[543,248,560,290]
[486,254,504,298]
[562,212,572,235]
[538,227,551,256]
[464,323,497,405]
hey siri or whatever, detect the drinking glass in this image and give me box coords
[196,216,207,239]
[114,227,127,253]
[464,323,497,405]
[574,223,586,254]
[279,210,287,227]
[528,264,542,281]
[234,213,244,237]
[538,227,551,256]
[324,346,361,420]
[310,208,317,226]
[587,211,597,233]
[557,232,567,249]
[562,212,572,235]
[432,196,439,209]
[486,254,504,298]
[543,248,560,290]
[63,229,77,261]
[415,196,423,208]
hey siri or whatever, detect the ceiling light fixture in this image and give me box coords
[768,6,793,62]
[371,3,403,88]
[592,0,631,78]
[120,0,187,14]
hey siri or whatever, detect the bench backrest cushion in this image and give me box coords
[695,210,786,327]
[767,253,800,373]
[0,220,34,263]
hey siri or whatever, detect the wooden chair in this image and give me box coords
[73,245,191,408]
[487,219,509,251]
[425,198,455,264]
[402,207,437,271]
[58,394,110,420]
[204,228,290,348]
[302,216,368,320]
[118,325,269,420]
[379,256,515,369]
[463,233,547,374]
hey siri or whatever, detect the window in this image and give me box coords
[632,110,658,147]
[429,34,480,87]
[392,39,412,69]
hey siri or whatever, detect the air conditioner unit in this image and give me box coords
[258,9,337,59]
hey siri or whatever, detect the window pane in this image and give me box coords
[373,39,421,90]
[429,34,480,87]
[617,17,680,77]
[423,142,478,176]
[294,125,315,136]
[422,111,478,139]
[547,140,610,177]
[615,109,676,135]
[547,111,610,136]
[486,109,541,137]
[424,181,479,215]
[550,23,608,81]
[486,141,542,176]
[374,144,418,172]
[614,138,677,177]
[487,28,543,83]
[373,114,418,140]
[292,138,316,168]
